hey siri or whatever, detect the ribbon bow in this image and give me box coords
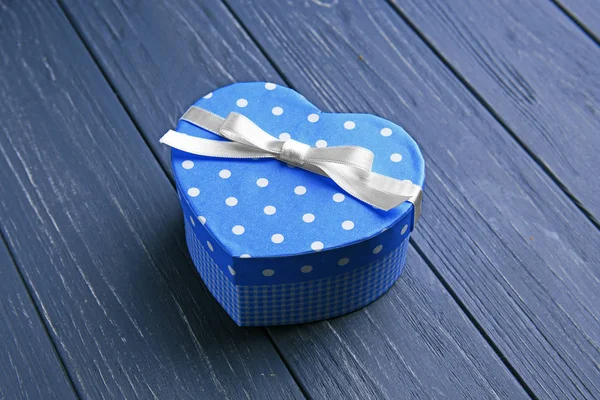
[160,106,422,223]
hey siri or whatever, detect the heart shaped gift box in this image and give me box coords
[164,82,424,326]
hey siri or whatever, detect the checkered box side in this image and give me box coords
[185,221,409,326]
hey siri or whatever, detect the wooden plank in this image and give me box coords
[220,0,600,398]
[0,238,77,400]
[554,0,600,42]
[271,246,528,399]
[0,1,303,399]
[389,0,600,224]
[58,0,530,398]
[58,0,283,175]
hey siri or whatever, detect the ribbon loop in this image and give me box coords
[162,106,422,224]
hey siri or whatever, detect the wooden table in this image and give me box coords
[1,1,598,398]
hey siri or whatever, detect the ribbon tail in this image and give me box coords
[160,130,272,159]
[317,162,422,222]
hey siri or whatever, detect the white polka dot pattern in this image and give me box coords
[173,82,423,260]
[256,178,269,187]
[332,193,345,203]
[307,113,319,123]
[185,218,410,326]
[264,206,276,215]
[302,213,315,223]
[390,153,402,162]
[294,186,306,195]
[272,234,284,244]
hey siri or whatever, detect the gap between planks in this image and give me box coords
[54,1,311,397]
[0,228,83,400]
[550,0,600,47]
[384,0,600,231]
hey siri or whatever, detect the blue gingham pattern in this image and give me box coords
[185,219,409,326]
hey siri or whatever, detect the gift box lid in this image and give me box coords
[170,82,424,284]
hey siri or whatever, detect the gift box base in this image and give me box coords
[185,219,409,326]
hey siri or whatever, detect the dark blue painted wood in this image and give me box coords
[58,0,529,398]
[0,1,303,399]
[554,0,600,43]
[220,0,600,398]
[390,0,600,225]
[0,238,77,400]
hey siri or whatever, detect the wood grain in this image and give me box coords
[271,247,527,399]
[0,1,303,399]
[390,0,600,224]
[58,0,530,398]
[554,0,600,42]
[0,238,77,400]
[221,0,600,398]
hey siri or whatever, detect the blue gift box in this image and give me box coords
[167,82,424,326]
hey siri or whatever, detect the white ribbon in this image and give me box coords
[160,106,422,223]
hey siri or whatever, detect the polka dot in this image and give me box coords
[381,127,392,137]
[390,153,403,162]
[302,213,315,223]
[256,178,269,187]
[189,215,195,226]
[203,92,213,99]
[307,113,319,123]
[182,160,194,169]
[206,241,214,252]
[300,265,313,273]
[198,216,206,225]
[344,121,356,130]
[240,254,251,258]
[401,224,408,235]
[373,245,383,254]
[272,234,284,244]
[188,187,200,197]
[338,258,350,266]
[236,98,248,107]
[262,269,275,277]
[272,106,283,116]
[279,132,291,141]
[332,193,345,202]
[342,220,354,230]
[226,197,238,206]
[311,241,324,251]
[265,82,277,90]
[219,169,231,179]
[228,265,236,275]
[232,225,245,235]
[294,186,307,195]
[315,140,328,148]
[264,205,276,215]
